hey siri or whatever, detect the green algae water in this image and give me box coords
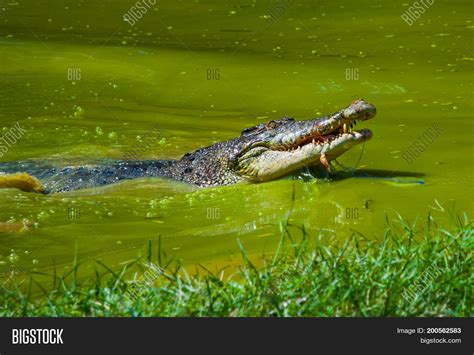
[0,1,472,291]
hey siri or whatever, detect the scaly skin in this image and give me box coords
[0,99,376,193]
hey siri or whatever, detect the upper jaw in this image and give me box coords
[342,99,377,121]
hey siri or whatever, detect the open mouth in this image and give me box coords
[279,119,372,152]
[304,121,363,145]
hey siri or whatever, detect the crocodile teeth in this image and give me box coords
[312,138,315,144]
[343,123,348,133]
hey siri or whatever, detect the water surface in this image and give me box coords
[0,0,472,290]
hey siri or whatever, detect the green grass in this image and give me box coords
[1,209,472,317]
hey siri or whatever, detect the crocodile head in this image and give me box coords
[231,99,376,182]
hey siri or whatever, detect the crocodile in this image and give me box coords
[0,99,376,193]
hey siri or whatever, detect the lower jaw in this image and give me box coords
[241,134,372,181]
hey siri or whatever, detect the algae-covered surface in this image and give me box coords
[0,0,472,292]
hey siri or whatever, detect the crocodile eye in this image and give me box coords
[241,124,266,136]
[266,120,278,129]
[266,117,294,129]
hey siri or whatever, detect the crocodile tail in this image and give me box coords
[0,161,54,193]
[0,173,45,193]
[41,160,176,193]
[0,161,40,175]
[0,160,175,193]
